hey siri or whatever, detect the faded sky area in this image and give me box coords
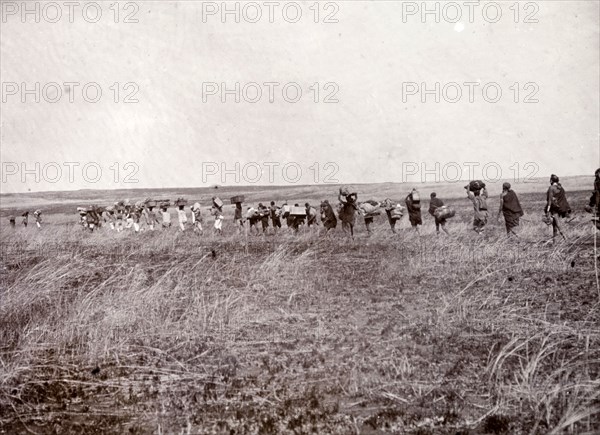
[0,0,599,193]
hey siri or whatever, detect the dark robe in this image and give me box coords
[338,194,357,225]
[405,194,422,226]
[501,190,524,231]
[320,202,337,230]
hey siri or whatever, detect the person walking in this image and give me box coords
[305,203,318,228]
[160,206,172,229]
[258,203,270,234]
[234,202,244,232]
[497,182,524,237]
[466,184,488,234]
[270,201,282,234]
[177,204,188,232]
[33,210,42,229]
[191,203,203,234]
[320,200,337,232]
[212,197,224,235]
[428,193,450,235]
[405,189,422,234]
[145,205,159,231]
[338,188,358,237]
[545,174,571,241]
[382,199,402,234]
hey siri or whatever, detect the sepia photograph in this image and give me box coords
[1,1,599,433]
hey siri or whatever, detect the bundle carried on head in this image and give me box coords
[230,195,245,204]
[145,198,157,208]
[466,180,486,192]
[175,197,188,207]
[339,186,356,197]
[212,197,224,208]
[409,189,421,209]
[290,206,307,216]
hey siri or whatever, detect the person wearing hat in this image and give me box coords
[497,182,524,236]
[428,193,449,235]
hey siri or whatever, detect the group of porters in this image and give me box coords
[6,210,43,229]
[7,171,600,241]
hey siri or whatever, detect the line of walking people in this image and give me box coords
[7,170,600,241]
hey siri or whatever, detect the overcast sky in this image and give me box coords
[1,0,598,193]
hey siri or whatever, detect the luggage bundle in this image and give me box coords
[281,204,291,218]
[230,195,245,204]
[390,204,404,220]
[360,201,381,217]
[290,206,307,216]
[434,206,456,220]
[175,197,188,207]
[145,199,157,208]
[467,180,486,192]
[158,199,171,209]
[409,190,421,209]
[213,197,224,208]
[340,186,356,197]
